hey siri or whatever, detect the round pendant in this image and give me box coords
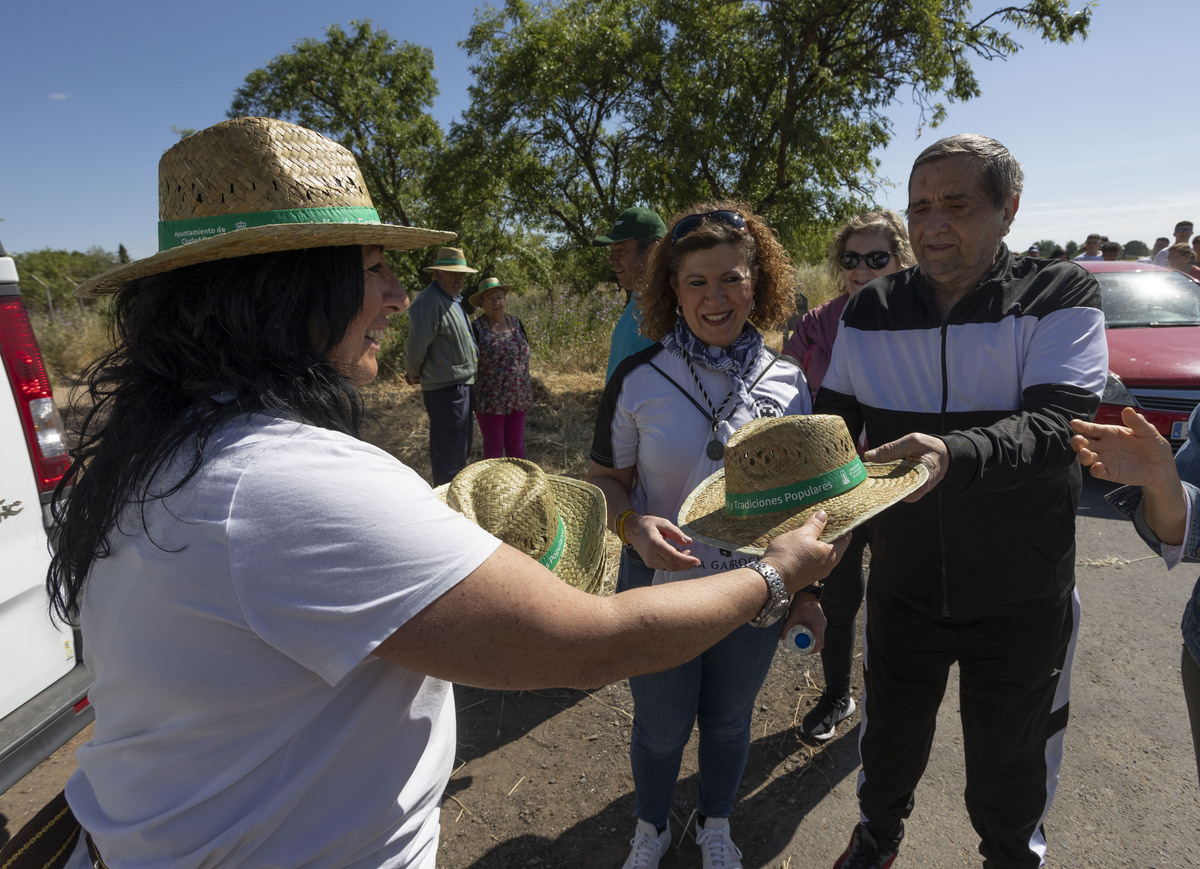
[706,439,724,461]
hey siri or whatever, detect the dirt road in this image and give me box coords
[3,475,1197,867]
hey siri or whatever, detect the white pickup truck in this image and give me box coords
[0,241,92,795]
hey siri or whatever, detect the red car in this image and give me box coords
[1079,261,1200,449]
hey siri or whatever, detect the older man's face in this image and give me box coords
[907,154,1017,298]
[608,238,652,292]
[431,269,467,296]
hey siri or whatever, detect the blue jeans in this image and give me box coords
[618,548,780,826]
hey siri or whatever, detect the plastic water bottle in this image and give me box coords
[785,625,816,655]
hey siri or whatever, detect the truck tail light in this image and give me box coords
[0,297,71,493]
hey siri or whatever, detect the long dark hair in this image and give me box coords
[48,246,366,623]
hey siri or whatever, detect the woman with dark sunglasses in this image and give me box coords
[782,210,915,743]
[587,202,832,869]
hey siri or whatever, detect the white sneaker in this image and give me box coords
[695,817,743,869]
[622,819,671,869]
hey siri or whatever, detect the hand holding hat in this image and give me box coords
[679,414,928,554]
[435,458,609,594]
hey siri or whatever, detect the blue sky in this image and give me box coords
[2,0,1194,261]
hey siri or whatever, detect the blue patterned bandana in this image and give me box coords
[662,318,765,408]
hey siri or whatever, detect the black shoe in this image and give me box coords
[832,824,898,869]
[801,691,855,740]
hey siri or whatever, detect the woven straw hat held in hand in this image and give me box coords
[679,414,928,554]
[77,117,455,296]
[435,459,609,595]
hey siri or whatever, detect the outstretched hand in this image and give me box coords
[864,433,948,502]
[1070,407,1176,489]
[625,513,703,571]
[762,511,850,593]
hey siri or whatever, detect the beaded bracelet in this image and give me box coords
[615,509,638,545]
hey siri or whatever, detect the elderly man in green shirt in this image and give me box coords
[405,246,479,485]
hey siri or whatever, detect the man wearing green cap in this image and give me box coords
[405,246,480,485]
[594,206,667,382]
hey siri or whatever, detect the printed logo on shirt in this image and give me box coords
[752,397,785,418]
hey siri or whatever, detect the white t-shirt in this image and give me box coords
[593,344,811,582]
[64,414,500,869]
[1072,252,1104,261]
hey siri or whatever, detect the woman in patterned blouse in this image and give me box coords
[470,277,533,459]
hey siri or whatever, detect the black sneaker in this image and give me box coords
[832,824,898,869]
[801,691,855,740]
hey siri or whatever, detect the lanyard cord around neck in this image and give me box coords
[682,353,737,438]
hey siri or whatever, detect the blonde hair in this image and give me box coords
[828,210,915,292]
[638,200,795,341]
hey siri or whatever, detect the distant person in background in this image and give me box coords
[1025,243,1040,257]
[1101,240,1122,261]
[594,206,667,381]
[1155,220,1194,265]
[1050,247,1069,261]
[1191,235,1200,263]
[470,277,533,460]
[1140,237,1171,263]
[1073,233,1104,261]
[405,246,480,485]
[1166,243,1200,280]
[782,209,915,741]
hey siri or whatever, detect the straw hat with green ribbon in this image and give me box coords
[434,458,608,594]
[469,276,515,307]
[422,246,479,274]
[679,415,928,554]
[76,117,455,297]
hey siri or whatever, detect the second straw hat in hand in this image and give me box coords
[435,459,608,595]
[679,415,928,554]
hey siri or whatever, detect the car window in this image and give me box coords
[1097,271,1200,327]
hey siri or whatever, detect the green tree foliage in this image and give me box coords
[1065,240,1079,258]
[460,0,1091,256]
[13,248,117,314]
[230,20,444,285]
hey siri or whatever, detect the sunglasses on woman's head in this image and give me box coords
[670,210,747,243]
[837,250,892,270]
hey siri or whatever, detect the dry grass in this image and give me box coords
[359,360,625,593]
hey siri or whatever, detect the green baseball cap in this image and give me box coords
[593,206,666,245]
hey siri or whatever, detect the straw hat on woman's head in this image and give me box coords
[75,117,455,297]
[679,415,928,553]
[435,459,608,594]
[469,276,514,307]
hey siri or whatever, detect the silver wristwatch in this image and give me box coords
[749,560,791,628]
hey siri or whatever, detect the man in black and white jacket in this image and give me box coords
[817,134,1108,869]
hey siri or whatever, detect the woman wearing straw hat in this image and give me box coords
[586,202,826,869]
[781,210,915,742]
[39,120,846,869]
[469,277,533,459]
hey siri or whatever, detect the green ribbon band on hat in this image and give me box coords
[158,206,383,251]
[537,514,567,571]
[432,254,469,267]
[725,458,868,517]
